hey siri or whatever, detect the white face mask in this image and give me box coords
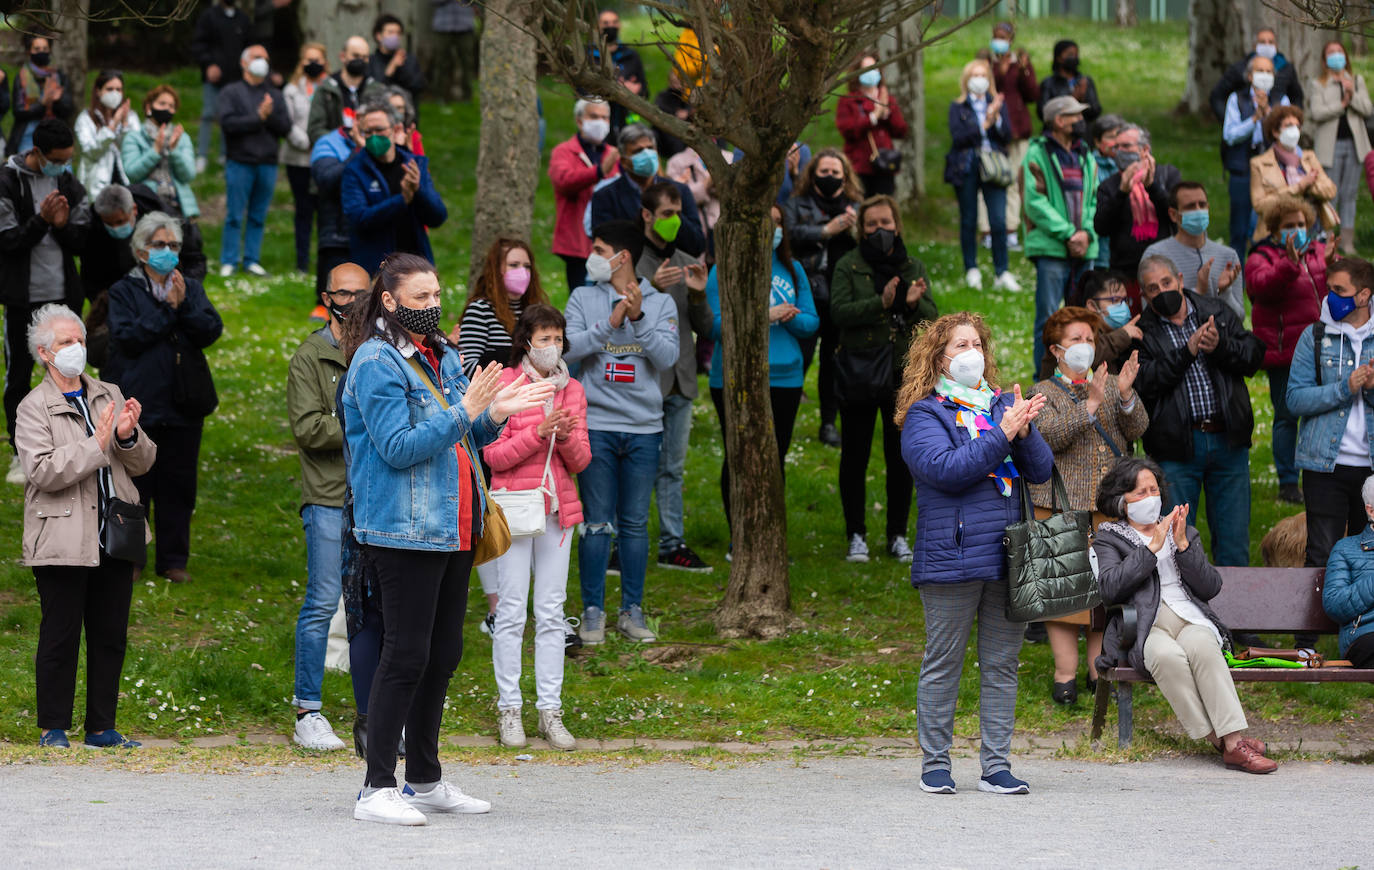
[527,342,562,371]
[585,252,615,284]
[945,348,985,388]
[1251,71,1275,94]
[967,75,990,97]
[49,343,86,378]
[581,118,610,144]
[248,57,270,79]
[1278,125,1301,149]
[1126,494,1162,525]
[100,90,124,111]
[1255,43,1278,60]
[1060,342,1095,373]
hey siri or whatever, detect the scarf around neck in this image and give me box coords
[520,356,570,414]
[1128,175,1158,241]
[936,375,1018,497]
[858,232,909,306]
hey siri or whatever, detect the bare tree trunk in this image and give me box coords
[882,16,924,201]
[1182,0,1245,117]
[469,0,539,288]
[297,0,379,49]
[53,0,90,108]
[1116,0,1137,26]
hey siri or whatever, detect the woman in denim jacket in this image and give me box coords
[340,254,553,826]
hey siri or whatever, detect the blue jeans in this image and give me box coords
[293,504,343,710]
[1159,429,1251,567]
[198,82,222,161]
[957,170,1007,274]
[221,160,277,268]
[1266,366,1299,487]
[1227,171,1253,261]
[578,429,662,613]
[1032,256,1086,374]
[655,392,694,552]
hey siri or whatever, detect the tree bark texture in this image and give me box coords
[1116,0,1138,26]
[469,0,539,289]
[296,0,381,52]
[881,17,925,201]
[52,0,90,108]
[1183,0,1246,117]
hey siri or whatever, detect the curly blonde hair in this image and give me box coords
[894,312,1000,428]
[1261,192,1316,236]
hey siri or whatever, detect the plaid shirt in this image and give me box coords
[1158,302,1220,422]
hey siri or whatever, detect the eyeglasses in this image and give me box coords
[147,240,182,252]
[360,127,392,137]
[1093,294,1128,305]
[327,289,364,301]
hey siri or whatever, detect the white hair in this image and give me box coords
[131,211,183,255]
[93,184,134,218]
[1363,475,1374,510]
[27,303,85,360]
[574,97,606,121]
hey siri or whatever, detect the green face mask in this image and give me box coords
[652,213,681,243]
[365,134,393,159]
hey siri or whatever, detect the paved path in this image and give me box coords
[0,754,1366,867]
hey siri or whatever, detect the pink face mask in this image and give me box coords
[504,266,531,296]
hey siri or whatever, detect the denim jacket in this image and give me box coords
[1287,314,1374,473]
[1323,525,1374,657]
[341,334,503,550]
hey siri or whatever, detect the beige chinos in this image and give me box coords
[1142,603,1247,739]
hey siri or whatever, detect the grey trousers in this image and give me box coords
[1330,138,1361,231]
[917,579,1024,776]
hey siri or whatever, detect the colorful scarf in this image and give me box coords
[1275,143,1305,187]
[1128,176,1158,241]
[936,375,1019,497]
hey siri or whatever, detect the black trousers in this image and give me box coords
[710,386,802,528]
[839,394,911,539]
[4,301,37,451]
[285,165,316,274]
[559,253,587,293]
[34,554,134,732]
[1347,632,1374,667]
[798,295,839,428]
[1303,465,1370,568]
[134,423,202,574]
[363,544,473,789]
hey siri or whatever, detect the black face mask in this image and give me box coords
[303,61,325,79]
[149,108,174,126]
[814,175,844,198]
[1150,289,1183,317]
[1069,120,1087,140]
[328,299,357,322]
[602,26,619,44]
[865,228,895,253]
[1060,56,1080,74]
[345,58,368,78]
[393,302,441,336]
[30,52,50,68]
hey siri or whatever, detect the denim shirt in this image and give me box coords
[342,335,503,550]
[1287,321,1374,473]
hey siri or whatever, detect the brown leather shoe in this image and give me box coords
[1223,741,1278,774]
[1214,735,1267,756]
[164,568,191,584]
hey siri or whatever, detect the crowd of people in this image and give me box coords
[8,8,1374,822]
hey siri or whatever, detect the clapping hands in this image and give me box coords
[997,384,1047,442]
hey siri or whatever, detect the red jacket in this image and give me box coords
[992,57,1039,141]
[548,135,618,258]
[1245,239,1327,369]
[835,92,909,176]
[482,368,592,529]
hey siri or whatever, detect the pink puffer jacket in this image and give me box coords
[482,367,591,528]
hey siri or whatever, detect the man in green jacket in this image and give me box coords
[1024,95,1099,374]
[285,262,366,751]
[306,36,388,145]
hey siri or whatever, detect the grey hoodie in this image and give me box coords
[0,154,66,303]
[565,277,680,433]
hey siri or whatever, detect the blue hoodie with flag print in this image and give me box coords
[564,277,680,434]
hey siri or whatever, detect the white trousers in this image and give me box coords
[491,513,571,711]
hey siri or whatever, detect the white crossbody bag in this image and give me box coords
[488,434,555,537]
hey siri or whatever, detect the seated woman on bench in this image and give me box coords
[1092,457,1278,774]
[1322,474,1374,668]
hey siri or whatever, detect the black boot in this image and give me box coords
[1052,680,1078,705]
[353,713,367,760]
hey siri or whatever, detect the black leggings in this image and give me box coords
[798,295,839,427]
[838,395,912,539]
[1303,465,1369,568]
[285,164,316,273]
[363,545,473,789]
[1347,632,1374,668]
[710,386,802,528]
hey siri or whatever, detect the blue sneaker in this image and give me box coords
[919,770,956,794]
[978,770,1030,794]
[84,730,141,749]
[39,729,70,748]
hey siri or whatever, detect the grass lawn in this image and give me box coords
[0,17,1371,755]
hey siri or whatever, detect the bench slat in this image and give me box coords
[1211,567,1336,634]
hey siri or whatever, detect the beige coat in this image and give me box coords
[17,373,156,567]
[1027,375,1148,513]
[1249,146,1339,241]
[1307,74,1373,166]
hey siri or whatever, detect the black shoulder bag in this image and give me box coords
[104,498,147,567]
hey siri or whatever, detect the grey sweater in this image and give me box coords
[1141,235,1245,322]
[635,243,713,399]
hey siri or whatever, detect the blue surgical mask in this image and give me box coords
[1179,209,1210,237]
[1328,290,1360,321]
[1281,227,1309,250]
[858,69,882,89]
[772,227,783,250]
[146,248,179,276]
[990,38,1011,55]
[105,221,135,239]
[1327,53,1347,71]
[630,148,659,178]
[41,159,69,177]
[1103,301,1132,329]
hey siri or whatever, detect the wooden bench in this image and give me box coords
[1090,567,1374,747]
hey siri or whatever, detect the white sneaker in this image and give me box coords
[1007,231,1022,252]
[195,156,207,175]
[245,262,269,277]
[401,781,491,814]
[538,708,577,751]
[293,712,346,751]
[993,271,1022,293]
[498,708,526,748]
[964,267,983,290]
[218,263,235,278]
[846,534,869,563]
[354,787,427,825]
[6,455,26,485]
[888,536,914,564]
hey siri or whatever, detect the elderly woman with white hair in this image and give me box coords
[16,303,156,748]
[105,211,223,584]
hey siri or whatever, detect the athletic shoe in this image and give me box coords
[83,729,141,749]
[245,262,269,278]
[993,271,1022,293]
[617,604,657,642]
[658,544,713,573]
[538,708,577,751]
[218,263,235,278]
[39,729,70,748]
[498,708,526,748]
[478,611,496,637]
[818,422,841,447]
[606,545,621,576]
[400,781,491,814]
[978,770,1031,794]
[293,711,346,751]
[920,770,956,794]
[580,606,606,645]
[964,267,983,290]
[888,536,913,564]
[1007,231,1022,252]
[564,615,583,655]
[354,787,426,825]
[980,232,992,250]
[846,534,869,563]
[195,156,208,175]
[6,455,26,485]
